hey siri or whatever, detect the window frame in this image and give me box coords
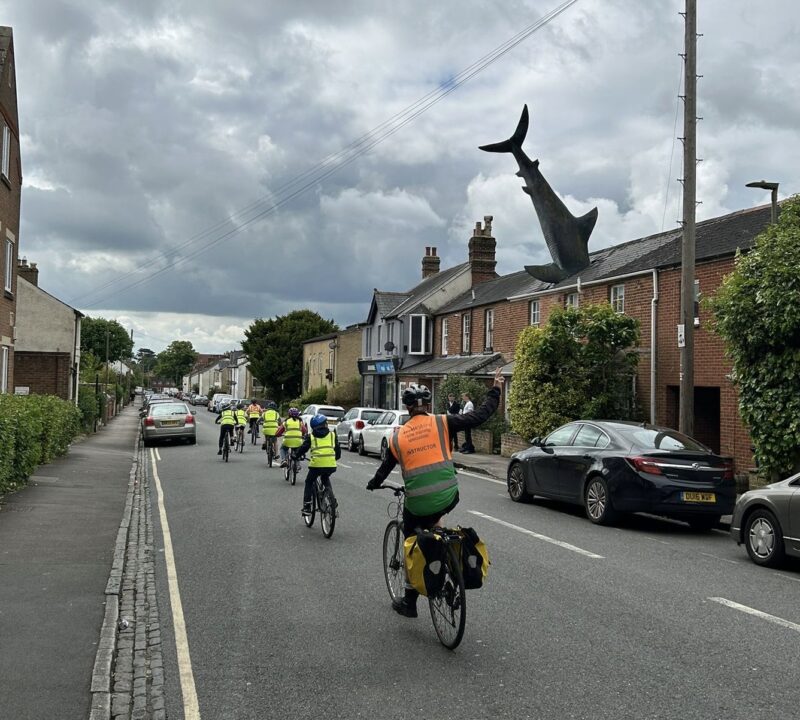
[4,233,13,294]
[461,313,471,354]
[409,314,432,356]
[566,292,579,309]
[529,299,540,327]
[376,324,382,355]
[0,346,8,393]
[1,125,9,180]
[441,318,448,356]
[364,326,372,357]
[610,284,625,314]
[484,308,494,350]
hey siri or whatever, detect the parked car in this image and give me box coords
[193,394,209,407]
[140,393,171,416]
[300,404,345,429]
[336,407,388,452]
[730,471,800,567]
[209,393,233,413]
[506,420,736,529]
[358,410,410,460]
[142,402,197,446]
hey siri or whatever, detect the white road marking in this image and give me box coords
[457,469,506,486]
[700,551,739,565]
[150,449,201,719]
[155,448,162,461]
[776,572,800,585]
[339,462,352,469]
[468,510,605,559]
[709,597,800,633]
[643,536,673,546]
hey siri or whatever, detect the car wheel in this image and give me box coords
[380,440,388,462]
[348,433,356,453]
[188,437,197,446]
[584,475,617,525]
[358,436,367,456]
[687,515,720,531]
[507,463,532,503]
[745,508,785,567]
[142,437,152,448]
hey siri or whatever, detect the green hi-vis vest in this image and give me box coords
[309,431,337,469]
[219,409,236,426]
[282,418,303,448]
[235,409,247,425]
[262,409,280,436]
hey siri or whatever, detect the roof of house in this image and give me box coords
[367,291,412,324]
[302,332,338,345]
[437,269,533,315]
[385,262,470,318]
[400,352,504,377]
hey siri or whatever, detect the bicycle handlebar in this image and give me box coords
[379,481,404,493]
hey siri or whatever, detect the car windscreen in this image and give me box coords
[151,404,189,416]
[361,410,383,423]
[320,408,345,420]
[621,427,708,452]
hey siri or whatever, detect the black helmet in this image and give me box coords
[402,384,432,407]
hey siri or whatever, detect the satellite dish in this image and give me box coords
[384,341,395,352]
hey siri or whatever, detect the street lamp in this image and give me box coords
[746,180,779,224]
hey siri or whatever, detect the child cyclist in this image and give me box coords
[294,414,340,518]
[276,407,306,467]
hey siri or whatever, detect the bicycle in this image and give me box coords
[302,474,337,538]
[235,425,245,453]
[284,451,302,486]
[249,419,260,446]
[264,436,276,468]
[221,429,231,462]
[378,482,466,650]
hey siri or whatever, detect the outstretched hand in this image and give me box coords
[493,367,505,389]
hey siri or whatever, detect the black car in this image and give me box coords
[507,420,736,529]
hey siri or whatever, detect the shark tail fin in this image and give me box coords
[525,262,569,284]
[479,104,530,154]
[577,207,599,246]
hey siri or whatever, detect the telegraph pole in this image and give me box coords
[679,0,698,437]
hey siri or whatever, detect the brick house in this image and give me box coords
[412,204,773,470]
[0,27,20,394]
[302,324,364,396]
[13,260,83,402]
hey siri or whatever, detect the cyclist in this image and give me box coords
[261,401,281,454]
[246,398,263,437]
[234,402,248,445]
[215,401,237,455]
[295,413,341,518]
[366,367,504,617]
[277,407,307,467]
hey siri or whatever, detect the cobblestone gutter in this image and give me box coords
[89,435,166,720]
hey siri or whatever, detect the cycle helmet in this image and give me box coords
[309,414,327,429]
[268,401,278,410]
[238,401,247,409]
[402,384,432,407]
[288,407,300,418]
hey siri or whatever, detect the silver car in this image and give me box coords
[336,407,388,452]
[142,402,197,446]
[730,471,800,567]
[358,410,410,461]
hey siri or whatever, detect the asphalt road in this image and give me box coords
[149,411,800,720]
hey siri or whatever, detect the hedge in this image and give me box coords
[0,394,81,494]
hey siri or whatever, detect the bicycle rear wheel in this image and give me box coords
[251,424,258,445]
[290,461,298,486]
[284,460,290,482]
[303,492,316,528]
[382,520,405,602]
[320,487,336,539]
[428,545,466,650]
[267,441,274,468]
[223,436,230,462]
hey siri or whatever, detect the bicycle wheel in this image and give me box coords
[237,431,244,453]
[290,461,298,486]
[251,424,258,445]
[428,545,466,650]
[303,492,316,528]
[223,436,230,462]
[320,487,336,539]
[267,441,274,468]
[382,520,405,602]
[283,460,290,482]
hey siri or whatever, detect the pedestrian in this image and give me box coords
[460,392,475,453]
[447,393,461,451]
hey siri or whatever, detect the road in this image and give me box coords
[148,410,799,720]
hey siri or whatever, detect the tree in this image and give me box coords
[508,304,640,441]
[242,310,338,403]
[135,348,157,374]
[154,341,198,386]
[710,194,800,479]
[80,317,134,363]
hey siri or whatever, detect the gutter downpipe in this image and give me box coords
[650,269,658,425]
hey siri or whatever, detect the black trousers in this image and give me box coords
[462,427,474,452]
[218,425,234,448]
[304,467,335,506]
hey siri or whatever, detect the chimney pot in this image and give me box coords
[468,215,497,287]
[432,247,437,257]
[421,245,441,279]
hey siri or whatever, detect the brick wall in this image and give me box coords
[14,352,71,399]
[336,327,362,384]
[501,432,531,458]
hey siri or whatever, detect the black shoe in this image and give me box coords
[391,597,418,618]
[217,449,222,455]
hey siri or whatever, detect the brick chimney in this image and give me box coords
[422,246,440,279]
[17,257,39,287]
[468,215,496,286]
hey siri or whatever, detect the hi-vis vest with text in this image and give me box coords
[262,409,280,436]
[219,409,236,426]
[247,404,262,419]
[309,431,337,469]
[390,414,457,516]
[282,418,303,448]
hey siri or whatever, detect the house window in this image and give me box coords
[441,318,448,356]
[377,325,382,355]
[566,292,579,309]
[529,299,540,326]
[364,326,372,357]
[4,233,13,294]
[387,322,394,347]
[610,284,625,313]
[484,309,494,350]
[461,314,471,353]
[409,314,433,355]
[0,346,7,393]
[1,125,9,180]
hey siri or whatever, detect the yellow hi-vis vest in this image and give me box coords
[309,431,337,469]
[219,409,236,426]
[235,409,247,425]
[262,409,280,436]
[282,418,303,448]
[390,414,456,516]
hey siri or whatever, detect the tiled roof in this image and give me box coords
[437,270,532,315]
[369,291,411,322]
[302,332,338,345]
[386,262,470,318]
[400,352,504,377]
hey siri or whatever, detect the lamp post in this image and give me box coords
[746,180,779,224]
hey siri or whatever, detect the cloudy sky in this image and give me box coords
[3,0,799,353]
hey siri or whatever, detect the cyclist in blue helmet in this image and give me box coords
[294,413,341,519]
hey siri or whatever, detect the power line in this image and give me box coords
[78,0,580,309]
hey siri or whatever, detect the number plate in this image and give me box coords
[682,491,716,503]
[160,420,181,427]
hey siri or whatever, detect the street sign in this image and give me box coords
[677,324,685,348]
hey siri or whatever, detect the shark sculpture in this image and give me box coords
[479,104,597,283]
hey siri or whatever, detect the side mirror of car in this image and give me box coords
[530,437,541,446]
[191,410,196,415]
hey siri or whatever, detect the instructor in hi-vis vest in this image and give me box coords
[367,368,504,618]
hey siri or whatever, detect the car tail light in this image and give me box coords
[721,460,734,480]
[627,456,664,475]
[185,414,194,424]
[144,417,155,427]
[355,420,365,430]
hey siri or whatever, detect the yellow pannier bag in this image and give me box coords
[403,533,446,597]
[455,526,490,589]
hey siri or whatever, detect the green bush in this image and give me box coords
[78,385,98,431]
[0,394,81,494]
[327,377,360,409]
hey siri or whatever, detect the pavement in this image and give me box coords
[0,404,138,720]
